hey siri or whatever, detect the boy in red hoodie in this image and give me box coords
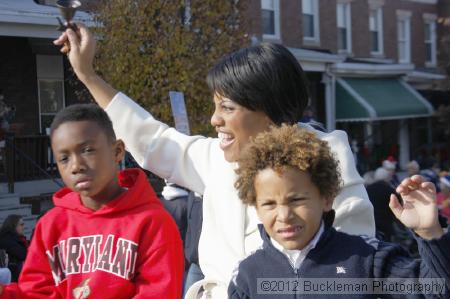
[0,104,184,298]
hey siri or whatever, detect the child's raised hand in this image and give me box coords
[389,175,443,240]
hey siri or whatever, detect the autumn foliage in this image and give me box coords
[93,0,249,135]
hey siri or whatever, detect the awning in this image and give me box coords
[336,77,434,122]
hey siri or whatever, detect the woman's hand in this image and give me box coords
[389,175,443,240]
[53,23,118,108]
[53,23,96,83]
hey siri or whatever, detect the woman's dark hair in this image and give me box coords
[207,43,310,125]
[0,214,22,236]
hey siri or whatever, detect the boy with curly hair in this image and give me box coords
[229,124,449,298]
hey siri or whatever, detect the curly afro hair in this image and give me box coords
[235,124,342,205]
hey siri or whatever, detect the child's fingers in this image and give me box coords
[396,180,412,195]
[397,176,412,189]
[421,181,436,195]
[396,185,406,195]
[410,174,425,184]
[389,194,403,220]
[396,177,421,195]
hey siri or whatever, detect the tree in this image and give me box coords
[93,0,249,135]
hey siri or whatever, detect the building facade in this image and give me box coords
[0,0,93,136]
[246,0,448,171]
[1,0,448,173]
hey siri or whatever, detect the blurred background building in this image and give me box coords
[247,0,449,172]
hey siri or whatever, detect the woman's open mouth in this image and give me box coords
[218,132,235,150]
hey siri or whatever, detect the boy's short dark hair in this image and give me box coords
[50,104,116,142]
[206,43,310,126]
[235,124,342,205]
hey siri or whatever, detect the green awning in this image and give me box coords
[336,78,434,122]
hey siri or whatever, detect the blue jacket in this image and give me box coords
[228,214,450,299]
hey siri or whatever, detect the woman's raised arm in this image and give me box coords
[53,24,214,194]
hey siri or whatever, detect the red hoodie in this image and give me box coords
[1,168,184,299]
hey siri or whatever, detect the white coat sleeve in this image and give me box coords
[105,92,217,195]
[318,128,376,237]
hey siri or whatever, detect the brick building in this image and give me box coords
[0,0,448,172]
[247,0,448,171]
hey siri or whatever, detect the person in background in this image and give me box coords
[161,181,189,242]
[367,168,422,255]
[406,160,420,177]
[420,157,441,193]
[437,175,450,220]
[0,249,11,284]
[183,192,204,296]
[0,215,27,282]
[366,168,399,242]
[382,156,400,187]
[160,182,205,296]
[0,90,15,136]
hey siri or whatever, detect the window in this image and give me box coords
[397,11,411,63]
[369,7,383,55]
[38,80,64,132]
[36,55,65,134]
[423,14,437,67]
[302,0,319,43]
[337,2,351,53]
[261,0,280,39]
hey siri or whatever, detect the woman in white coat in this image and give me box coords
[54,25,375,299]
